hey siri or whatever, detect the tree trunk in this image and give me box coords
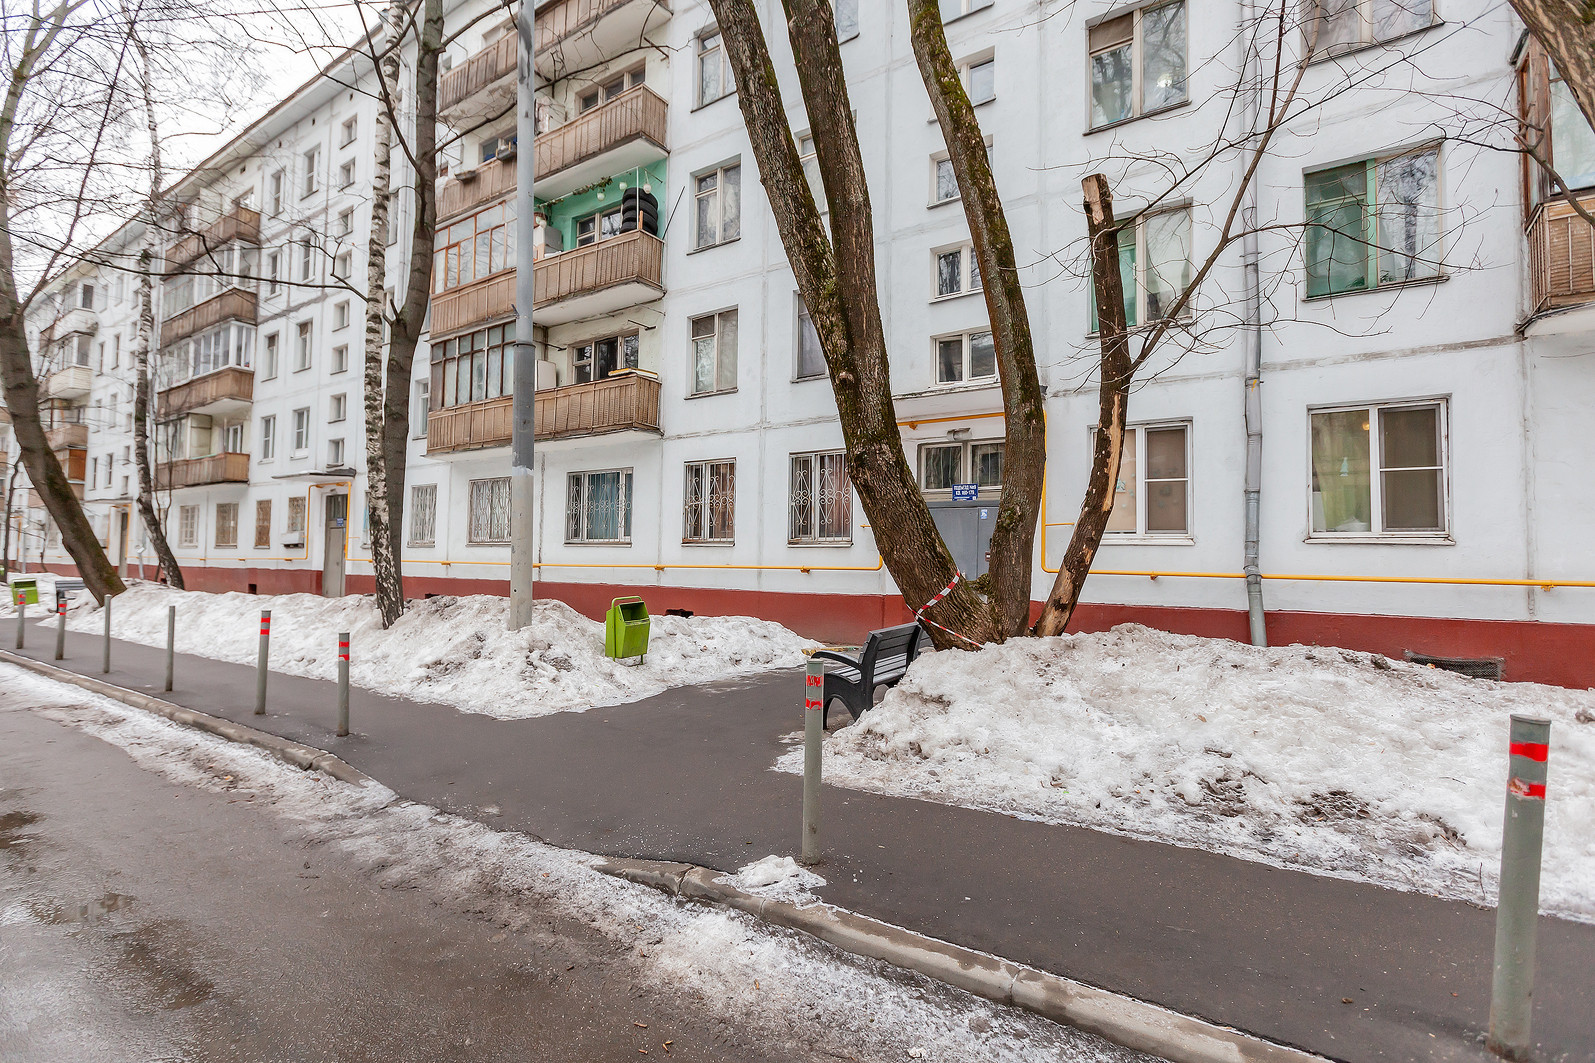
[709,0,1004,647]
[130,28,183,589]
[905,0,1046,637]
[1510,0,1595,131]
[1,460,16,579]
[1033,176,1132,637]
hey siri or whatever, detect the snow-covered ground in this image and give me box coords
[49,582,815,719]
[3,665,1151,1063]
[778,625,1595,920]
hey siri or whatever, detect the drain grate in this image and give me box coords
[1405,651,1504,680]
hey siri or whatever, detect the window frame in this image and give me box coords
[566,468,635,544]
[301,146,320,198]
[1307,0,1437,59]
[682,459,737,544]
[928,138,993,207]
[795,297,826,381]
[1303,145,1444,300]
[1306,398,1451,541]
[695,29,733,108]
[178,505,198,548]
[214,502,239,549]
[408,483,437,547]
[960,52,996,106]
[688,309,738,396]
[788,450,853,544]
[291,407,310,456]
[340,115,358,148]
[692,162,741,250]
[1102,420,1194,540]
[1089,204,1195,333]
[931,241,983,301]
[932,328,997,387]
[338,159,356,189]
[938,0,994,22]
[327,437,345,467]
[467,476,512,544]
[918,439,1005,494]
[254,499,272,549]
[259,414,276,461]
[329,392,347,423]
[1086,0,1190,132]
[332,344,350,374]
[294,320,313,372]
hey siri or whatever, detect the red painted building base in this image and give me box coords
[24,563,1595,690]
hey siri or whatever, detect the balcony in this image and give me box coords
[160,288,257,348]
[157,366,254,420]
[431,272,517,338]
[536,86,667,201]
[45,422,87,450]
[536,229,664,325]
[439,31,517,123]
[533,0,671,79]
[426,371,661,454]
[438,155,518,225]
[47,306,98,340]
[165,204,262,273]
[157,451,249,490]
[44,364,93,399]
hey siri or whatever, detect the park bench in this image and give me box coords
[811,622,925,728]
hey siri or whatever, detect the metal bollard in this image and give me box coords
[800,657,824,865]
[1488,715,1552,1059]
[336,631,350,737]
[54,597,66,661]
[254,609,270,715]
[14,591,24,650]
[164,605,175,692]
[102,595,111,674]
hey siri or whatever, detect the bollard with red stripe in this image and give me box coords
[1488,714,1552,1057]
[335,631,351,737]
[54,596,66,661]
[13,589,24,650]
[800,658,825,866]
[254,609,271,715]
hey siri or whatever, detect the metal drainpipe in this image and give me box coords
[1241,0,1268,646]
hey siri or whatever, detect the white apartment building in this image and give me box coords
[13,0,1595,687]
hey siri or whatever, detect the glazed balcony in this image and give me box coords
[439,31,517,124]
[44,364,93,399]
[45,422,87,450]
[426,371,661,454]
[159,288,257,348]
[157,365,254,420]
[157,451,249,490]
[533,0,671,79]
[165,204,262,273]
[535,85,666,201]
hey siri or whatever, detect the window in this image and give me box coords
[409,484,437,546]
[578,67,645,113]
[935,329,996,385]
[112,334,120,368]
[332,344,349,374]
[930,139,993,205]
[178,505,198,547]
[223,423,243,452]
[789,451,851,543]
[295,321,313,371]
[934,243,982,299]
[697,30,732,107]
[567,469,634,543]
[694,164,741,248]
[430,324,514,407]
[215,502,238,548]
[939,0,993,19]
[920,440,1004,492]
[302,146,320,197]
[572,332,638,383]
[1090,206,1194,330]
[333,251,352,281]
[683,460,735,543]
[339,159,356,189]
[1311,0,1431,54]
[1105,423,1190,536]
[329,393,347,422]
[267,252,280,295]
[90,456,99,486]
[412,381,430,436]
[1538,60,1595,196]
[433,199,516,293]
[254,500,272,548]
[292,407,310,454]
[1310,401,1446,536]
[576,205,624,247]
[1089,1,1187,129]
[260,415,276,460]
[834,0,859,40]
[328,438,345,467]
[262,333,279,379]
[468,477,512,543]
[961,54,996,105]
[797,132,827,213]
[269,170,285,215]
[287,496,307,536]
[300,236,315,281]
[1305,148,1441,298]
[80,282,95,309]
[796,298,825,380]
[340,115,358,147]
[337,208,354,237]
[690,310,738,395]
[333,300,350,330]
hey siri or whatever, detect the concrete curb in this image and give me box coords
[597,857,1331,1063]
[0,649,371,786]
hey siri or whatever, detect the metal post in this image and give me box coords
[254,609,270,715]
[101,595,111,674]
[1488,715,1552,1059]
[508,0,537,629]
[336,631,350,737]
[13,590,23,649]
[54,597,65,661]
[164,604,175,692]
[801,658,824,865]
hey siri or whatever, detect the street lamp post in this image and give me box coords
[509,0,537,630]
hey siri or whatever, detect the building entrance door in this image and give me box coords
[925,498,998,580]
[322,493,347,597]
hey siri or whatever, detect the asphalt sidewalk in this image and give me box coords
[8,621,1593,1063]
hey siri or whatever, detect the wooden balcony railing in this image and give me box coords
[534,0,646,52]
[538,85,666,181]
[438,155,518,224]
[157,451,249,490]
[536,229,663,307]
[159,288,257,348]
[426,372,661,453]
[430,272,517,337]
[439,32,516,113]
[157,365,254,419]
[1529,193,1595,316]
[45,423,87,450]
[165,204,263,272]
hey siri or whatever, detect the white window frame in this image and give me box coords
[795,297,826,381]
[933,328,996,386]
[261,332,279,379]
[696,29,732,107]
[566,468,635,544]
[683,459,736,544]
[269,170,284,216]
[291,407,310,456]
[333,300,350,330]
[266,251,280,296]
[178,505,199,548]
[693,162,741,249]
[1306,398,1450,541]
[959,52,996,106]
[1086,0,1189,131]
[339,159,356,189]
[918,439,1005,493]
[1102,421,1194,540]
[939,0,994,21]
[789,450,852,544]
[259,414,276,461]
[929,138,993,207]
[340,115,358,147]
[408,483,437,546]
[1309,0,1436,57]
[337,208,354,237]
[468,477,512,544]
[1090,204,1195,333]
[689,309,738,396]
[299,236,315,281]
[333,251,352,281]
[332,344,349,374]
[302,146,320,197]
[932,241,982,301]
[214,502,238,549]
[327,437,345,467]
[295,321,313,371]
[413,380,430,436]
[329,392,347,423]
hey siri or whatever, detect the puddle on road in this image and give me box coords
[0,808,40,848]
[28,891,135,925]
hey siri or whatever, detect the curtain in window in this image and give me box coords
[1106,428,1138,532]
[1141,2,1187,112]
[1310,410,1372,532]
[1144,211,1192,319]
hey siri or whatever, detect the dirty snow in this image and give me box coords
[718,855,828,907]
[778,625,1595,920]
[57,582,816,719]
[1,665,1153,1063]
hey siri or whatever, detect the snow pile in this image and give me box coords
[67,582,816,719]
[717,855,827,907]
[779,625,1595,918]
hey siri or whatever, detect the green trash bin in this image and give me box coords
[8,577,38,606]
[604,597,651,662]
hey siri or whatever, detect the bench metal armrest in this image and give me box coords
[810,649,862,669]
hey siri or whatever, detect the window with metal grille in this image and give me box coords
[567,470,633,543]
[789,451,851,543]
[254,500,272,548]
[286,496,306,535]
[683,460,735,543]
[409,484,437,546]
[468,477,512,543]
[179,505,198,547]
[215,502,238,548]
